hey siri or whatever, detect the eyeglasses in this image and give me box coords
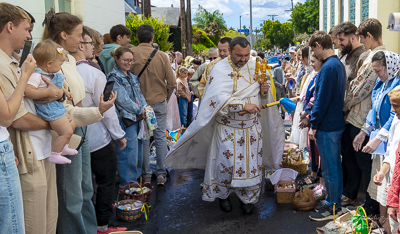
[81,41,94,46]
[122,59,134,64]
[208,57,218,61]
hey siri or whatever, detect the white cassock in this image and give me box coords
[165,57,285,204]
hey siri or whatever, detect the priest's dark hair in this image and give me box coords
[229,37,250,51]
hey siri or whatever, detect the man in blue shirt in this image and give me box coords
[308,31,346,221]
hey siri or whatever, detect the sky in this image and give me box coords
[151,0,307,31]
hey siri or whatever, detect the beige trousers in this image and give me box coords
[19,158,58,234]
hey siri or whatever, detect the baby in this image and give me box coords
[25,39,77,164]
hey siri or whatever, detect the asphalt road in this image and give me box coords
[112,169,330,234]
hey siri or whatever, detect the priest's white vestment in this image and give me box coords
[165,56,285,203]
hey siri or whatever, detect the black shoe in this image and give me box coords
[219,198,232,212]
[239,200,254,214]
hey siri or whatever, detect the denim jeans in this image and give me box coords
[316,129,344,209]
[0,138,24,234]
[56,127,97,234]
[117,120,143,187]
[143,100,168,177]
[178,97,188,127]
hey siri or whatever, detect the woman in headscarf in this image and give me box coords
[355,51,400,233]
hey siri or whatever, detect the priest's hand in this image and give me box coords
[244,103,261,114]
[260,82,270,93]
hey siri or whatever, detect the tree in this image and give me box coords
[262,20,294,50]
[193,5,227,45]
[291,0,319,34]
[125,14,173,51]
[253,38,272,51]
[224,30,246,39]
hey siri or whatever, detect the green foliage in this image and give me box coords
[193,5,227,45]
[224,30,246,39]
[262,20,294,50]
[192,43,208,55]
[253,38,272,51]
[125,14,173,51]
[192,26,216,48]
[291,0,319,34]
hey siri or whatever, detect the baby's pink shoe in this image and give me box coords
[61,144,78,156]
[49,152,71,164]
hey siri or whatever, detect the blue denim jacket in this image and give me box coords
[364,77,400,134]
[107,66,147,122]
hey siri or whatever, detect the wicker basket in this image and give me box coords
[115,200,143,222]
[292,199,317,211]
[275,181,296,204]
[281,149,308,175]
[119,181,153,203]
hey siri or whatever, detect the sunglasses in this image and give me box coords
[208,57,218,61]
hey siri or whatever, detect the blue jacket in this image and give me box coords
[364,77,400,133]
[99,43,120,75]
[310,55,346,132]
[107,66,147,122]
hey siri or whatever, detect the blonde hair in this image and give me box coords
[0,2,29,33]
[110,46,133,61]
[32,39,64,66]
[188,68,195,76]
[176,66,188,78]
[388,85,400,100]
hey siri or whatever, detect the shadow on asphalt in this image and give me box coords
[111,169,330,234]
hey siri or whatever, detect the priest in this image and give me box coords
[165,37,285,214]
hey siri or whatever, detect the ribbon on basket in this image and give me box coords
[141,203,151,220]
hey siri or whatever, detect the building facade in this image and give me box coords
[320,0,400,53]
[5,0,125,42]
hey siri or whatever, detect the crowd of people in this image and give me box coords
[3,1,400,234]
[272,17,400,233]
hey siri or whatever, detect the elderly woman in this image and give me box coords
[107,46,147,186]
[354,51,400,233]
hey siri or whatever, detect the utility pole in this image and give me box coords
[143,0,151,18]
[186,0,193,56]
[180,0,187,57]
[249,0,253,47]
[268,15,278,21]
[285,0,296,44]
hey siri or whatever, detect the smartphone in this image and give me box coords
[19,40,33,68]
[103,81,115,101]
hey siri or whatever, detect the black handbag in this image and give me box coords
[122,115,143,128]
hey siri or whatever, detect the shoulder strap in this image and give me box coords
[137,49,157,78]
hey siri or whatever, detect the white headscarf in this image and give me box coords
[383,51,400,80]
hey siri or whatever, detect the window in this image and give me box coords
[45,0,54,12]
[361,0,369,22]
[324,0,327,31]
[58,0,71,12]
[349,0,356,24]
[340,0,344,23]
[331,0,335,27]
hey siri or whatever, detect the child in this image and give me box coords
[25,39,77,164]
[176,66,192,128]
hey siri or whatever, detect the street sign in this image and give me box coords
[238,29,250,34]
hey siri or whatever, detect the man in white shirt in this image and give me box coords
[71,27,127,234]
